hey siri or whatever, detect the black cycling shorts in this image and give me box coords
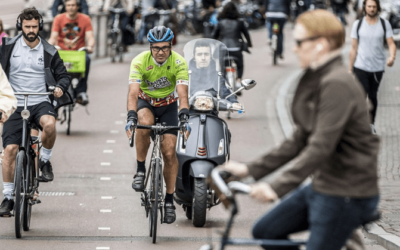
[137,98,178,136]
[2,102,56,148]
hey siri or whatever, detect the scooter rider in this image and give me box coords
[189,39,242,109]
[125,26,189,224]
[0,7,71,216]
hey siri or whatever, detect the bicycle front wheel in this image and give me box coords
[150,158,161,244]
[14,151,26,238]
[66,105,72,135]
[23,155,35,231]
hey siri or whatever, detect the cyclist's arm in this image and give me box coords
[240,20,252,47]
[349,38,358,72]
[48,31,59,46]
[0,65,17,123]
[211,23,220,39]
[51,52,72,93]
[176,84,189,110]
[85,30,95,53]
[127,83,140,112]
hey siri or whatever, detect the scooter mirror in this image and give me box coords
[241,79,257,90]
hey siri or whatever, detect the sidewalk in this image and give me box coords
[275,47,400,250]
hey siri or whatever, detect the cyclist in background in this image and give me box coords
[125,26,189,224]
[103,0,136,51]
[153,0,179,45]
[49,0,95,106]
[52,0,89,17]
[264,0,291,59]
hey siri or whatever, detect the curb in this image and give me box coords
[275,69,400,250]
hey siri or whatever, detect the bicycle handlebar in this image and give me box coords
[129,123,187,148]
[14,86,56,96]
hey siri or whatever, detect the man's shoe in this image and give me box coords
[39,160,54,182]
[0,198,14,216]
[164,202,176,224]
[132,172,145,192]
[76,92,89,106]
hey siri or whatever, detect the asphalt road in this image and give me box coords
[0,16,387,250]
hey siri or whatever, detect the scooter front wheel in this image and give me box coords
[192,178,207,227]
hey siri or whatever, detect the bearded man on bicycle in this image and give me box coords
[125,26,189,224]
[0,7,71,216]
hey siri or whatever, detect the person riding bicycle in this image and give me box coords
[212,2,252,90]
[222,10,380,250]
[189,39,241,106]
[263,0,291,59]
[0,7,71,216]
[103,0,136,50]
[49,0,95,106]
[125,26,189,224]
[0,64,17,124]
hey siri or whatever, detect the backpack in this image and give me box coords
[356,17,387,46]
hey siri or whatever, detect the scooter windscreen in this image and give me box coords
[184,38,233,101]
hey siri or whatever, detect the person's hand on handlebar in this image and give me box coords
[125,110,138,138]
[232,103,243,111]
[178,108,190,125]
[222,160,249,177]
[54,87,64,98]
[250,182,278,203]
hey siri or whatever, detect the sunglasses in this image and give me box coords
[151,46,171,53]
[295,36,320,47]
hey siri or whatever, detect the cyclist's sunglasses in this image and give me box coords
[151,46,171,53]
[295,36,320,47]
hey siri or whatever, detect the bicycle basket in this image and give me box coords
[58,50,86,75]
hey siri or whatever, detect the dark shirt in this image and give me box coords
[153,0,177,9]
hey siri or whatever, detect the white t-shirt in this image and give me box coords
[9,37,49,107]
[351,18,393,72]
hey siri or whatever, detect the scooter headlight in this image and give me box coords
[193,96,214,111]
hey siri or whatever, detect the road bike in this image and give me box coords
[11,86,55,238]
[201,168,381,250]
[109,7,126,63]
[57,47,86,135]
[129,121,186,243]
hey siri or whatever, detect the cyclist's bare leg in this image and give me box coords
[2,144,18,183]
[161,134,178,194]
[39,115,56,149]
[135,108,154,161]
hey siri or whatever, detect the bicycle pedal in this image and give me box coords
[37,176,48,183]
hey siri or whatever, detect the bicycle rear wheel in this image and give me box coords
[273,50,278,65]
[150,158,161,244]
[110,33,117,63]
[14,151,26,238]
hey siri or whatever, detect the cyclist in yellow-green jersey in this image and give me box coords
[125,26,189,224]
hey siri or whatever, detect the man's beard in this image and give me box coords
[366,11,378,18]
[22,31,38,43]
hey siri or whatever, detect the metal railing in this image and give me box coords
[4,12,111,59]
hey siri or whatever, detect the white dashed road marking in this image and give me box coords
[101,196,113,199]
[96,247,110,250]
[110,130,119,134]
[106,140,116,143]
[100,177,111,181]
[101,162,111,166]
[98,227,111,230]
[100,209,112,213]
[103,150,113,153]
[115,121,123,125]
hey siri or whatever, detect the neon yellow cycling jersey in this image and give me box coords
[129,51,189,99]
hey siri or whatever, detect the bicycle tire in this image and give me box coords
[110,33,117,63]
[151,158,161,244]
[66,105,71,135]
[14,151,26,238]
[23,155,34,231]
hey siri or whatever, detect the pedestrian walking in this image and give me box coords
[223,9,380,250]
[349,0,396,133]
